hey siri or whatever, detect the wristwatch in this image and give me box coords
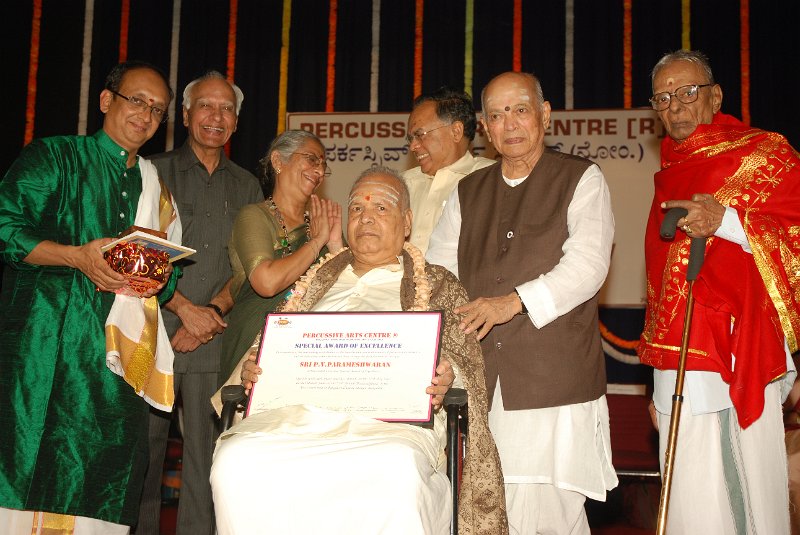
[513,289,528,315]
[205,303,224,317]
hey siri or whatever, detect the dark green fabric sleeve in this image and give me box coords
[158,264,182,305]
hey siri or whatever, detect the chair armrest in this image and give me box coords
[444,387,468,409]
[219,385,247,433]
[444,387,467,535]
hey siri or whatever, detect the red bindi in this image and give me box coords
[365,195,371,201]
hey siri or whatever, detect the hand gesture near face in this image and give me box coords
[308,195,344,255]
[326,199,344,253]
[308,194,331,247]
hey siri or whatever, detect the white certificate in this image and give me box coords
[246,311,443,424]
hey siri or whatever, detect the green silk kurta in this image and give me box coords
[0,130,150,525]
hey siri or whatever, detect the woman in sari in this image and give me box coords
[219,130,343,385]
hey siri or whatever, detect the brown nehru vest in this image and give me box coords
[457,151,606,410]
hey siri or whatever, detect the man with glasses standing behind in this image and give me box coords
[403,87,493,254]
[638,49,800,533]
[134,71,262,535]
[0,61,176,534]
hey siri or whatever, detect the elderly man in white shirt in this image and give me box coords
[426,72,617,535]
[210,167,507,535]
[403,87,494,254]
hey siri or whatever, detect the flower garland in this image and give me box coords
[404,242,431,311]
[283,242,431,312]
[598,320,640,351]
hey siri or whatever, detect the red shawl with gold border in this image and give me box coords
[639,113,800,428]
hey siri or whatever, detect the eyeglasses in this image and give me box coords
[405,123,451,144]
[109,90,168,123]
[649,84,713,111]
[295,152,332,177]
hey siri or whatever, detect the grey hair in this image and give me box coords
[182,70,245,115]
[256,129,324,197]
[651,50,715,91]
[351,166,411,212]
[481,72,545,116]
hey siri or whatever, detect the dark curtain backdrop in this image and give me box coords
[3,0,799,377]
[3,0,799,177]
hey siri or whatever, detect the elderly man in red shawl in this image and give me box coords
[639,49,800,533]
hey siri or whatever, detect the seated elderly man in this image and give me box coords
[210,167,507,535]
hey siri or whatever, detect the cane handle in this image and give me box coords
[660,207,688,239]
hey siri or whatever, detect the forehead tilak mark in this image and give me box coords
[349,182,400,206]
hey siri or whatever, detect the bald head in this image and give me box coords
[479,71,551,171]
[481,72,544,115]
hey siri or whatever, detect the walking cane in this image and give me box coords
[655,207,708,535]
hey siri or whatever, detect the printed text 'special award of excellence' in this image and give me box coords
[247,311,443,425]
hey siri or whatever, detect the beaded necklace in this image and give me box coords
[267,196,311,257]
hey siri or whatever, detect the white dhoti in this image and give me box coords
[655,380,790,535]
[210,405,450,535]
[488,381,617,534]
[0,508,129,535]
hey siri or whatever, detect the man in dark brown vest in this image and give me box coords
[426,71,618,534]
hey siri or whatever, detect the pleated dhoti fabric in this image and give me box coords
[655,381,790,535]
[210,405,450,535]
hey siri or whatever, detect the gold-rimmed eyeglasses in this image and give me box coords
[405,123,451,144]
[295,152,332,177]
[649,84,713,111]
[110,90,169,123]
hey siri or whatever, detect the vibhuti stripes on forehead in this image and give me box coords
[349,180,401,207]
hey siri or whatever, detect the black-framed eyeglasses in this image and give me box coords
[295,152,332,177]
[110,90,168,123]
[405,123,451,144]
[649,84,713,111]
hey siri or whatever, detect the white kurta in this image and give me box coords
[210,261,452,535]
[426,165,618,532]
[403,152,494,255]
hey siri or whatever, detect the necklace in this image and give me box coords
[267,196,311,257]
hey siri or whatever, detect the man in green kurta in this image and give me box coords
[0,61,174,534]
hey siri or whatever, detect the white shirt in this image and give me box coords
[313,258,463,458]
[403,152,494,255]
[425,162,618,498]
[313,259,404,312]
[426,163,615,329]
